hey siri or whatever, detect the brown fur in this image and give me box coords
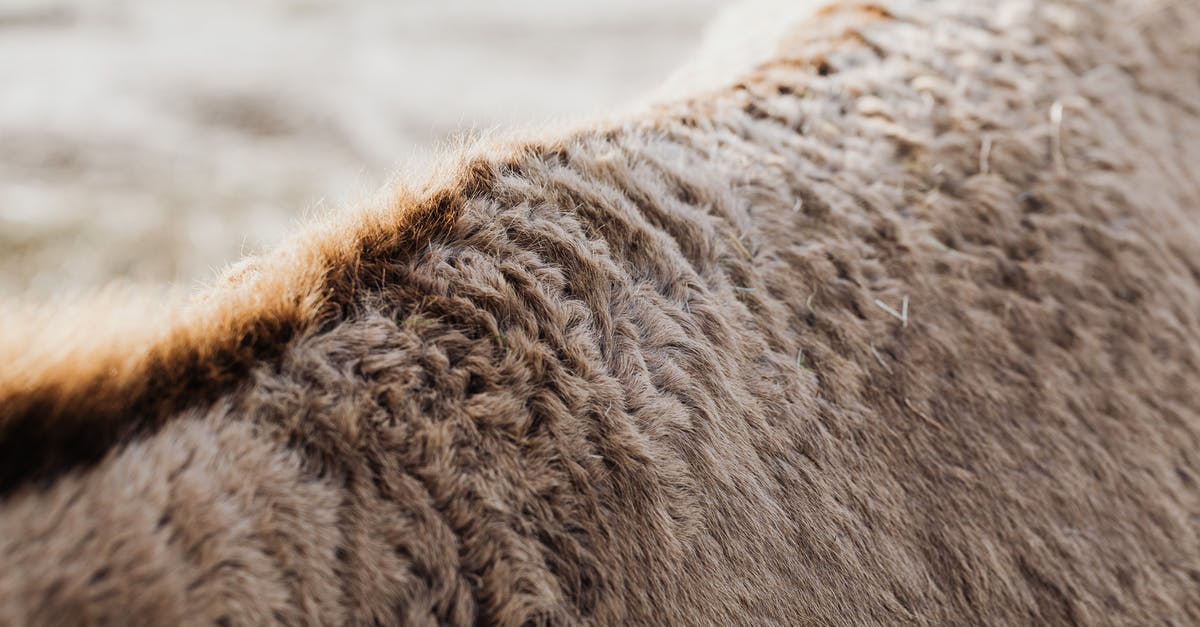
[3,0,1200,624]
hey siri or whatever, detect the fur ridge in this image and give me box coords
[2,0,1200,624]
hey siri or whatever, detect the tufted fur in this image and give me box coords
[3,0,1200,624]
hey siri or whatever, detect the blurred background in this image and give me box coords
[0,0,724,297]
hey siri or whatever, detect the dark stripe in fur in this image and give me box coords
[0,165,495,495]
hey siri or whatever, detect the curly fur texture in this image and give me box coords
[3,0,1200,624]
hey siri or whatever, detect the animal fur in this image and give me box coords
[2,0,1200,624]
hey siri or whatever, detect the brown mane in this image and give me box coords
[2,1,1199,624]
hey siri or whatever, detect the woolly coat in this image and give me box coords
[2,0,1199,624]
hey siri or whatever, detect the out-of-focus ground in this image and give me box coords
[0,0,724,296]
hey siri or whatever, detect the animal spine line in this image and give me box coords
[2,0,1199,624]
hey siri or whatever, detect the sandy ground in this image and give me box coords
[0,0,724,297]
